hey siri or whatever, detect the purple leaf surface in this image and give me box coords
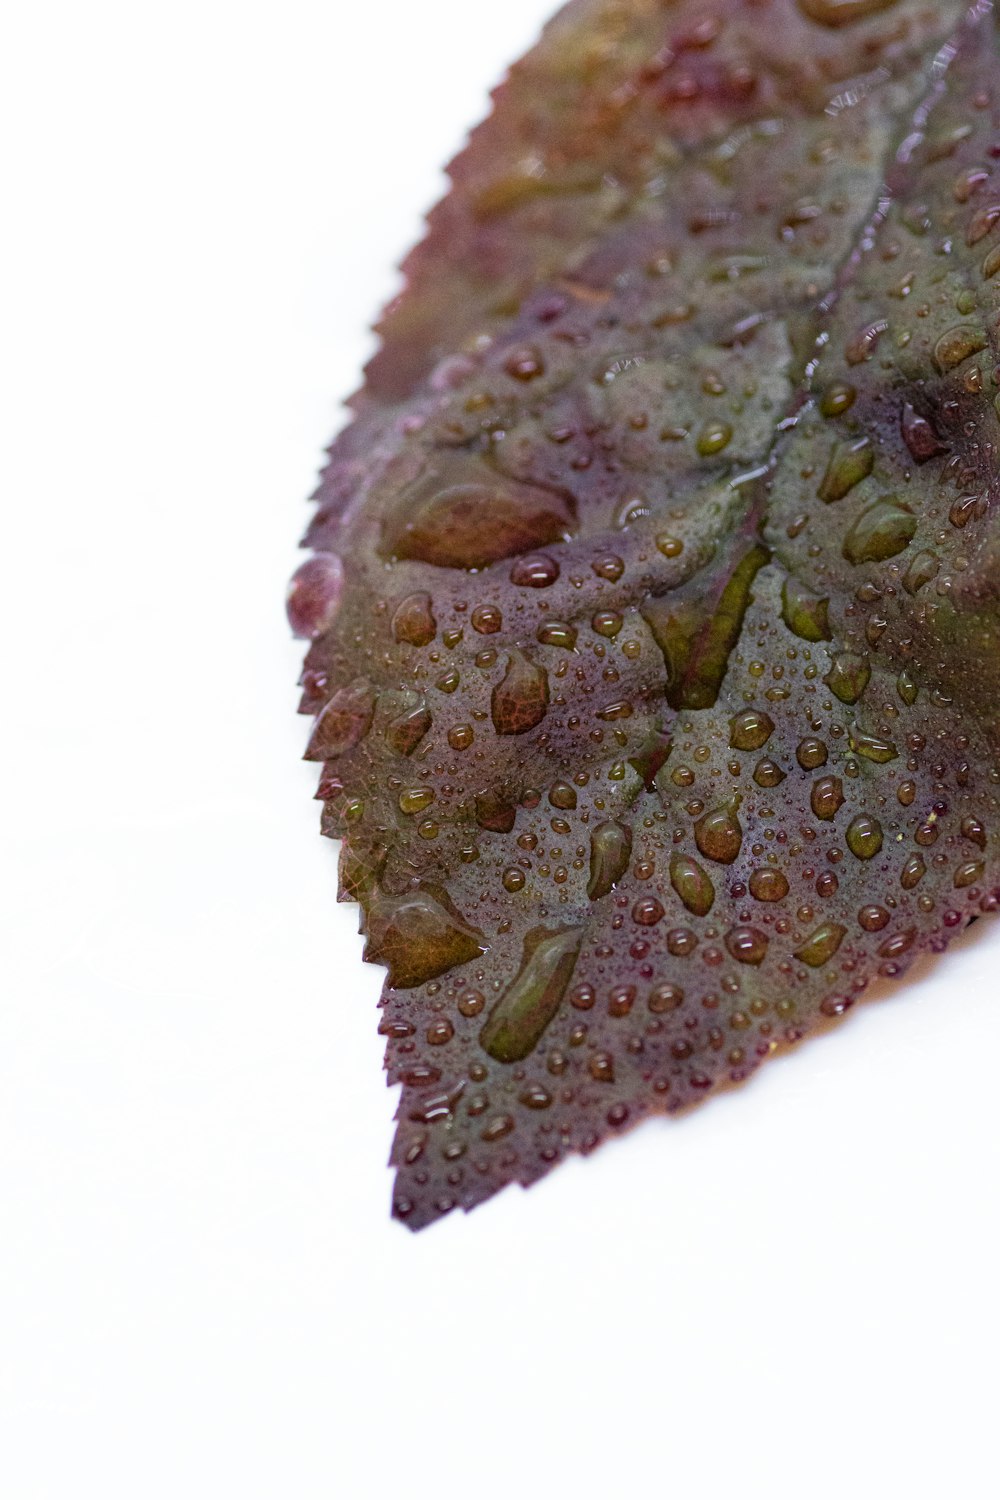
[291,0,1000,1228]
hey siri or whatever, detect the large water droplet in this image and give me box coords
[725,926,768,965]
[850,728,898,763]
[475,788,518,833]
[902,550,939,595]
[842,499,916,565]
[794,922,846,967]
[797,0,899,25]
[588,821,633,900]
[782,578,832,641]
[811,776,845,821]
[286,552,344,639]
[510,553,560,588]
[797,737,829,769]
[730,710,775,751]
[846,814,883,860]
[492,650,550,734]
[386,703,432,756]
[900,403,948,464]
[628,726,674,790]
[670,854,716,916]
[933,325,987,374]
[391,591,436,646]
[305,678,377,760]
[480,927,583,1063]
[381,456,577,569]
[364,887,487,989]
[818,437,873,503]
[754,758,786,787]
[900,854,926,889]
[694,806,744,864]
[824,653,870,704]
[749,868,789,902]
[536,620,577,649]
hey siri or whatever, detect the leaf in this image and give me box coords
[291,0,1000,1229]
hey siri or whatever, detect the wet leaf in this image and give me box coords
[292,0,1000,1228]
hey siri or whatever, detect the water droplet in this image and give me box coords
[845,319,888,365]
[588,821,633,899]
[569,983,595,1010]
[286,552,344,639]
[879,929,916,960]
[730,710,775,751]
[593,609,624,638]
[754,758,786,787]
[900,854,926,889]
[850,729,898,764]
[589,1052,615,1083]
[902,551,939,595]
[480,927,582,1063]
[629,727,674,789]
[448,723,474,751]
[966,203,1000,247]
[842,499,916,565]
[510,553,560,587]
[824,652,871,704]
[549,781,577,810]
[632,896,665,926]
[458,988,485,1018]
[670,854,716,916]
[954,861,985,888]
[794,922,846,967]
[697,420,732,456]
[475,789,517,833]
[648,983,684,1013]
[797,737,829,769]
[725,926,768,965]
[811,776,845,821]
[820,381,857,418]
[982,244,1000,279]
[749,868,789,902]
[492,650,550,735]
[818,437,874,503]
[386,704,433,756]
[797,0,899,25]
[846,814,883,860]
[961,816,987,850]
[694,806,744,864]
[305,677,377,760]
[933,325,988,374]
[391,591,437,646]
[365,887,487,989]
[472,603,503,634]
[781,578,832,641]
[536,620,577,649]
[592,554,625,582]
[504,348,545,381]
[900,403,948,464]
[382,458,577,569]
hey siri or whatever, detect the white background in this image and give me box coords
[2,3,999,1496]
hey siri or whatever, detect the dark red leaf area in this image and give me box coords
[292,0,1000,1228]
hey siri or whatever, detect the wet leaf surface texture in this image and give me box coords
[290,0,1000,1228]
